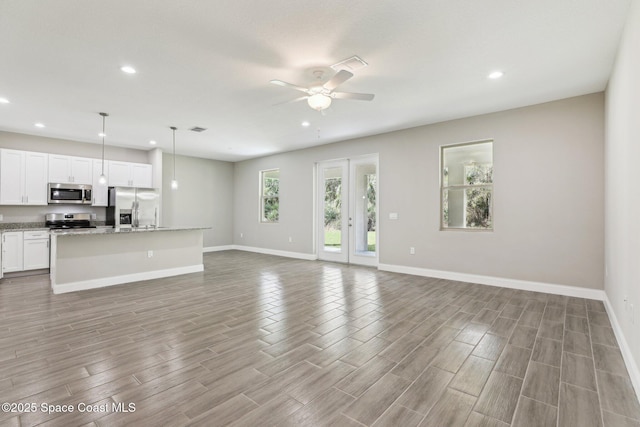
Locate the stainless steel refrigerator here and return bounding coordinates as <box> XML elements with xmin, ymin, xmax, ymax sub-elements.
<box><xmin>106</xmin><ymin>187</ymin><xmax>159</xmax><ymax>229</ymax></box>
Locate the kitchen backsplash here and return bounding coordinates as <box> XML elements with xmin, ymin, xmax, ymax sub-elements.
<box><xmin>0</xmin><ymin>205</ymin><xmax>106</xmax><ymax>224</ymax></box>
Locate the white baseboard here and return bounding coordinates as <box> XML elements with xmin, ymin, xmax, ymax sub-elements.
<box><xmin>231</xmin><ymin>245</ymin><xmax>317</xmax><ymax>261</ymax></box>
<box><xmin>203</xmin><ymin>245</ymin><xmax>234</xmax><ymax>253</ymax></box>
<box><xmin>377</xmin><ymin>263</ymin><xmax>606</xmax><ymax>301</ymax></box>
<box><xmin>52</xmin><ymin>264</ymin><xmax>204</xmax><ymax>294</ymax></box>
<box><xmin>603</xmin><ymin>294</ymin><xmax>640</xmax><ymax>403</ymax></box>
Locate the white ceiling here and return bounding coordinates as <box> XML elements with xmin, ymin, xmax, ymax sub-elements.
<box><xmin>0</xmin><ymin>0</ymin><xmax>631</xmax><ymax>162</ymax></box>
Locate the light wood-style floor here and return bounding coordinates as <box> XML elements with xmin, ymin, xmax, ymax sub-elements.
<box><xmin>1</xmin><ymin>250</ymin><xmax>639</xmax><ymax>426</ymax></box>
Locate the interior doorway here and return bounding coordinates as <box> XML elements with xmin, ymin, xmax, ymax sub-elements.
<box><xmin>317</xmin><ymin>154</ymin><xmax>378</xmax><ymax>266</ymax></box>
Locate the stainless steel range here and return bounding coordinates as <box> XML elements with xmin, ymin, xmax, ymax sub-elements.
<box><xmin>45</xmin><ymin>213</ymin><xmax>97</xmax><ymax>229</ymax></box>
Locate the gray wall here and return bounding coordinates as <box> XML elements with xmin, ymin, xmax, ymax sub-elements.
<box><xmin>161</xmin><ymin>153</ymin><xmax>234</xmax><ymax>248</ymax></box>
<box><xmin>605</xmin><ymin>0</ymin><xmax>640</xmax><ymax>387</ymax></box>
<box><xmin>0</xmin><ymin>131</ymin><xmax>149</xmax><ymax>162</ymax></box>
<box><xmin>234</xmin><ymin>93</ymin><xmax>604</xmax><ymax>290</ymax></box>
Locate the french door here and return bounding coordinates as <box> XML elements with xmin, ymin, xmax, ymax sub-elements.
<box><xmin>317</xmin><ymin>155</ymin><xmax>378</xmax><ymax>266</ymax></box>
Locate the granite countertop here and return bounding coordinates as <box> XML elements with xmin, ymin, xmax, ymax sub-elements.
<box><xmin>0</xmin><ymin>221</ymin><xmax>108</xmax><ymax>232</ymax></box>
<box><xmin>50</xmin><ymin>226</ymin><xmax>208</xmax><ymax>236</ymax></box>
<box><xmin>1</xmin><ymin>227</ymin><xmax>50</xmax><ymax>232</ymax></box>
<box><xmin>0</xmin><ymin>222</ymin><xmax>48</xmax><ymax>232</ymax></box>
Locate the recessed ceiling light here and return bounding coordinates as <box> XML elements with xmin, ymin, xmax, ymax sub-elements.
<box><xmin>301</xmin><ymin>121</ymin><xmax>310</xmax><ymax>127</ymax></box>
<box><xmin>121</xmin><ymin>65</ymin><xmax>137</xmax><ymax>74</ymax></box>
<box><xmin>0</xmin><ymin>97</ymin><xmax>9</xmax><ymax>104</ymax></box>
<box><xmin>488</xmin><ymin>71</ymin><xmax>504</xmax><ymax>79</ymax></box>
<box><xmin>98</xmin><ymin>132</ymin><xmax>106</xmax><ymax>137</ymax></box>
<box><xmin>149</xmin><ymin>140</ymin><xmax>157</xmax><ymax>145</ymax></box>
<box><xmin>35</xmin><ymin>123</ymin><xmax>45</xmax><ymax>128</ymax></box>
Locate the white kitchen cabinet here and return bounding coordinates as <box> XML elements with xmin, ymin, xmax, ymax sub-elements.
<box><xmin>108</xmin><ymin>161</ymin><xmax>153</xmax><ymax>188</ymax></box>
<box><xmin>107</xmin><ymin>161</ymin><xmax>130</xmax><ymax>187</ymax></box>
<box><xmin>48</xmin><ymin>154</ymin><xmax>93</xmax><ymax>184</ymax></box>
<box><xmin>92</xmin><ymin>159</ymin><xmax>109</xmax><ymax>206</ymax></box>
<box><xmin>23</xmin><ymin>231</ymin><xmax>50</xmax><ymax>270</ymax></box>
<box><xmin>2</xmin><ymin>232</ymin><xmax>24</xmax><ymax>273</ymax></box>
<box><xmin>131</xmin><ymin>163</ymin><xmax>153</xmax><ymax>188</ymax></box>
<box><xmin>0</xmin><ymin>149</ymin><xmax>49</xmax><ymax>205</ymax></box>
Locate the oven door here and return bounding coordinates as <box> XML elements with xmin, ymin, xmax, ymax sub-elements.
<box><xmin>48</xmin><ymin>183</ymin><xmax>92</xmax><ymax>204</ymax></box>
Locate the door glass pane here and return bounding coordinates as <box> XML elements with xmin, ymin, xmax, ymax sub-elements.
<box><xmin>367</xmin><ymin>172</ymin><xmax>376</xmax><ymax>253</ymax></box>
<box><xmin>323</xmin><ymin>167</ymin><xmax>342</xmax><ymax>252</ymax></box>
<box><xmin>354</xmin><ymin>163</ymin><xmax>376</xmax><ymax>255</ymax></box>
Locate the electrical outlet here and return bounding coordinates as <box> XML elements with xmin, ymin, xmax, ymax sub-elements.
<box><xmin>288</xmin><ymin>237</ymin><xmax>293</xmax><ymax>243</ymax></box>
<box><xmin>147</xmin><ymin>250</ymin><xmax>153</xmax><ymax>258</ymax></box>
<box><xmin>410</xmin><ymin>247</ymin><xmax>415</xmax><ymax>255</ymax></box>
<box><xmin>240</xmin><ymin>233</ymin><xmax>244</xmax><ymax>238</ymax></box>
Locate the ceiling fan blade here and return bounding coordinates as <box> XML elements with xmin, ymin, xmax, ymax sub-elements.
<box><xmin>272</xmin><ymin>96</ymin><xmax>308</xmax><ymax>106</ymax></box>
<box><xmin>270</xmin><ymin>80</ymin><xmax>310</xmax><ymax>93</ymax></box>
<box><xmin>323</xmin><ymin>70</ymin><xmax>353</xmax><ymax>91</ymax></box>
<box><xmin>332</xmin><ymin>92</ymin><xmax>375</xmax><ymax>101</ymax></box>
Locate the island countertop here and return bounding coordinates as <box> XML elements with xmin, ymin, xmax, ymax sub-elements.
<box><xmin>50</xmin><ymin>226</ymin><xmax>208</xmax><ymax>236</ymax></box>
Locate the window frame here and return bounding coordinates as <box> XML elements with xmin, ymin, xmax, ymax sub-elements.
<box><xmin>259</xmin><ymin>168</ymin><xmax>280</xmax><ymax>223</ymax></box>
<box><xmin>440</xmin><ymin>140</ymin><xmax>494</xmax><ymax>232</ymax></box>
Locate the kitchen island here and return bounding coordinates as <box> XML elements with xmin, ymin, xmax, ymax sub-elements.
<box><xmin>50</xmin><ymin>226</ymin><xmax>206</xmax><ymax>294</ymax></box>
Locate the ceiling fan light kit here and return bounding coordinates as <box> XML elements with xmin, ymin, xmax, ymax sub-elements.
<box><xmin>308</xmin><ymin>93</ymin><xmax>332</xmax><ymax>111</ymax></box>
<box><xmin>271</xmin><ymin>66</ymin><xmax>374</xmax><ymax>112</ymax></box>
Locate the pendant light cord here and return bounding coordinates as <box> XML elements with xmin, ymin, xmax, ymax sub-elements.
<box><xmin>171</xmin><ymin>126</ymin><xmax>177</xmax><ymax>182</ymax></box>
<box><xmin>101</xmin><ymin>115</ymin><xmax>105</xmax><ymax>174</ymax></box>
<box><xmin>99</xmin><ymin>112</ymin><xmax>108</xmax><ymax>175</ymax></box>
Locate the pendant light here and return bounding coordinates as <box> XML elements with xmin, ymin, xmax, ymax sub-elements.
<box><xmin>98</xmin><ymin>112</ymin><xmax>108</xmax><ymax>185</ymax></box>
<box><xmin>170</xmin><ymin>126</ymin><xmax>178</xmax><ymax>190</ymax></box>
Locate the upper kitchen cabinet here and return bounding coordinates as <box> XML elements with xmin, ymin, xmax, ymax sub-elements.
<box><xmin>0</xmin><ymin>149</ymin><xmax>49</xmax><ymax>205</ymax></box>
<box><xmin>108</xmin><ymin>161</ymin><xmax>153</xmax><ymax>188</ymax></box>
<box><xmin>92</xmin><ymin>159</ymin><xmax>109</xmax><ymax>206</ymax></box>
<box><xmin>48</xmin><ymin>154</ymin><xmax>93</xmax><ymax>184</ymax></box>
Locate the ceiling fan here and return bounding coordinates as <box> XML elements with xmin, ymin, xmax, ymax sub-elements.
<box><xmin>270</xmin><ymin>69</ymin><xmax>375</xmax><ymax>112</ymax></box>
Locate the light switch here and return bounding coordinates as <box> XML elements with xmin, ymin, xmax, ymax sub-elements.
<box><xmin>389</xmin><ymin>213</ymin><xmax>398</xmax><ymax>220</ymax></box>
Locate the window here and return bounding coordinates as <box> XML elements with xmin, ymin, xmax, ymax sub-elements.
<box><xmin>260</xmin><ymin>169</ymin><xmax>279</xmax><ymax>223</ymax></box>
<box><xmin>441</xmin><ymin>140</ymin><xmax>493</xmax><ymax>230</ymax></box>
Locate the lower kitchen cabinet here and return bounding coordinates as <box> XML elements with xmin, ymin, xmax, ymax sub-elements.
<box><xmin>23</xmin><ymin>231</ymin><xmax>50</xmax><ymax>270</ymax></box>
<box><xmin>2</xmin><ymin>232</ymin><xmax>24</xmax><ymax>273</ymax></box>
<box><xmin>1</xmin><ymin>230</ymin><xmax>50</xmax><ymax>273</ymax></box>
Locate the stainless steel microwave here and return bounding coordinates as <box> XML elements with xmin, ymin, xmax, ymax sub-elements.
<box><xmin>47</xmin><ymin>183</ymin><xmax>92</xmax><ymax>204</ymax></box>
